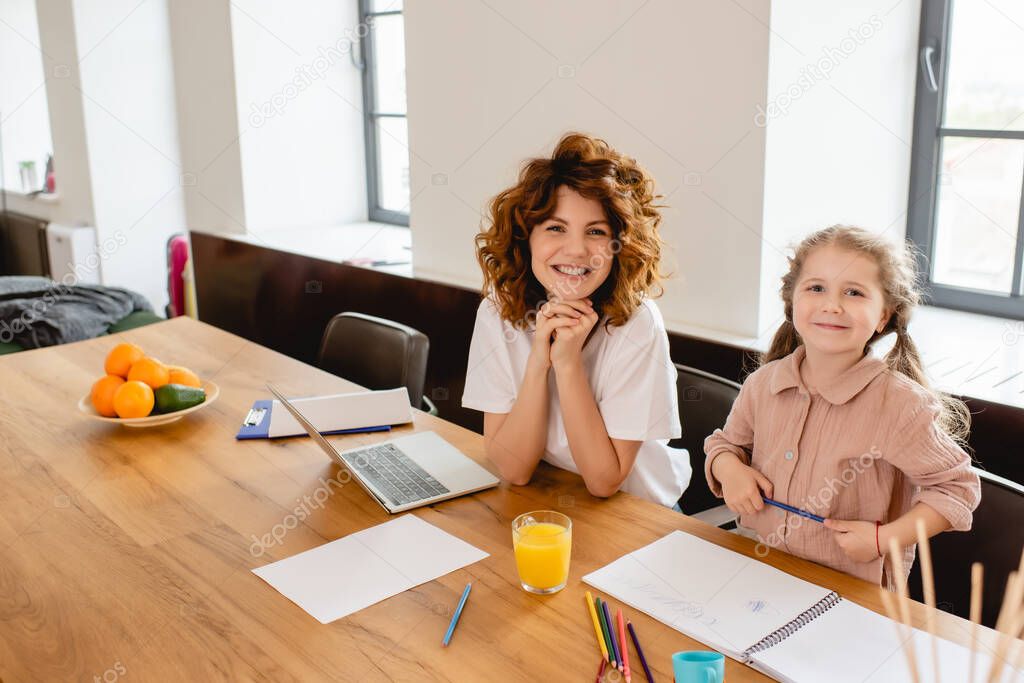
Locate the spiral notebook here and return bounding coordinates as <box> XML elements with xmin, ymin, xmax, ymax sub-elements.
<box><xmin>583</xmin><ymin>531</ymin><xmax>1011</xmax><ymax>682</ymax></box>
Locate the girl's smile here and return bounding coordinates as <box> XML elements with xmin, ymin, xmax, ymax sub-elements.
<box><xmin>551</xmin><ymin>264</ymin><xmax>593</xmax><ymax>277</ymax></box>
<box><xmin>810</xmin><ymin>321</ymin><xmax>850</xmax><ymax>331</ymax></box>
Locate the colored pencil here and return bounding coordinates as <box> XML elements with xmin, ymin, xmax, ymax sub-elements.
<box><xmin>627</xmin><ymin>620</ymin><xmax>655</xmax><ymax>683</ymax></box>
<box><xmin>987</xmin><ymin>569</ymin><xmax>1024</xmax><ymax>682</ymax></box>
<box><xmin>888</xmin><ymin>537</ymin><xmax>921</xmax><ymax>683</ymax></box>
<box><xmin>601</xmin><ymin>599</ymin><xmax>622</xmax><ymax>672</ymax></box>
<box><xmin>762</xmin><ymin>497</ymin><xmax>824</xmax><ymax>523</ymax></box>
<box><xmin>596</xmin><ymin>658</ymin><xmax>606</xmax><ymax>682</ymax></box>
<box><xmin>915</xmin><ymin>520</ymin><xmax>941</xmax><ymax>683</ymax></box>
<box><xmin>441</xmin><ymin>583</ymin><xmax>471</xmax><ymax>647</ymax></box>
<box><xmin>968</xmin><ymin>563</ymin><xmax>983</xmax><ymax>683</ymax></box>
<box><xmin>596</xmin><ymin>597</ymin><xmax>616</xmax><ymax>668</ymax></box>
<box><xmin>585</xmin><ymin>591</ymin><xmax>609</xmax><ymax>662</ymax></box>
<box><xmin>879</xmin><ymin>587</ymin><xmax>918</xmax><ymax>683</ymax></box>
<box><xmin>617</xmin><ymin>608</ymin><xmax>631</xmax><ymax>683</ymax></box>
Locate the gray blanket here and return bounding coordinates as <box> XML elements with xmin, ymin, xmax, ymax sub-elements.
<box><xmin>0</xmin><ymin>276</ymin><xmax>153</xmax><ymax>349</ymax></box>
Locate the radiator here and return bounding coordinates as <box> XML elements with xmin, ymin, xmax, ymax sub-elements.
<box><xmin>46</xmin><ymin>223</ymin><xmax>99</xmax><ymax>284</ymax></box>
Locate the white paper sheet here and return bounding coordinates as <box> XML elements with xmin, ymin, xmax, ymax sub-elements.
<box><xmin>252</xmin><ymin>514</ymin><xmax>488</xmax><ymax>623</ymax></box>
<box><xmin>268</xmin><ymin>388</ymin><xmax>413</xmax><ymax>437</ymax></box>
<box><xmin>582</xmin><ymin>530</ymin><xmax>834</xmax><ymax>659</ymax></box>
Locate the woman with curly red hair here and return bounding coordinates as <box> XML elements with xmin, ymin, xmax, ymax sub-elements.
<box><xmin>461</xmin><ymin>132</ymin><xmax>690</xmax><ymax>507</ymax></box>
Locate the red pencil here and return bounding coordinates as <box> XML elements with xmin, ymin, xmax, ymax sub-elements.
<box><xmin>617</xmin><ymin>609</ymin><xmax>631</xmax><ymax>682</ymax></box>
<box><xmin>596</xmin><ymin>657</ymin><xmax>606</xmax><ymax>682</ymax></box>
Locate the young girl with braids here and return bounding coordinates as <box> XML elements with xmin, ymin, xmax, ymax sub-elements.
<box><xmin>705</xmin><ymin>225</ymin><xmax>980</xmax><ymax>586</ymax></box>
<box><xmin>462</xmin><ymin>132</ymin><xmax>690</xmax><ymax>507</ymax></box>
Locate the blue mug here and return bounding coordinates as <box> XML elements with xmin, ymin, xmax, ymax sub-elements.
<box><xmin>673</xmin><ymin>651</ymin><xmax>725</xmax><ymax>683</ymax></box>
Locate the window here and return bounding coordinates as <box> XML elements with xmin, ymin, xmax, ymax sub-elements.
<box><xmin>359</xmin><ymin>0</ymin><xmax>409</xmax><ymax>226</ymax></box>
<box><xmin>0</xmin><ymin>0</ymin><xmax>55</xmax><ymax>196</ymax></box>
<box><xmin>907</xmin><ymin>0</ymin><xmax>1024</xmax><ymax>318</ymax></box>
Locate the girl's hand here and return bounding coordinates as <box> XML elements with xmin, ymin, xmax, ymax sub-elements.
<box><xmin>547</xmin><ymin>299</ymin><xmax>599</xmax><ymax>371</ymax></box>
<box><xmin>714</xmin><ymin>454</ymin><xmax>774</xmax><ymax>517</ymax></box>
<box><xmin>824</xmin><ymin>518</ymin><xmax>881</xmax><ymax>563</ymax></box>
<box><xmin>527</xmin><ymin>302</ymin><xmax>584</xmax><ymax>373</ymax></box>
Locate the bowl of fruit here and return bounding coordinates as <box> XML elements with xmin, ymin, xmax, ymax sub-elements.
<box><xmin>78</xmin><ymin>342</ymin><xmax>219</xmax><ymax>427</ymax></box>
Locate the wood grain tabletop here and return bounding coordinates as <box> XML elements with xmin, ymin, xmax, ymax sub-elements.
<box><xmin>0</xmin><ymin>317</ymin><xmax>1006</xmax><ymax>682</ymax></box>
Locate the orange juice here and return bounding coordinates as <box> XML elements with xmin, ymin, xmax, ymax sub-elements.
<box><xmin>512</xmin><ymin>515</ymin><xmax>572</xmax><ymax>594</ymax></box>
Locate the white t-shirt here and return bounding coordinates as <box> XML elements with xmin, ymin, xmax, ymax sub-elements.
<box><xmin>461</xmin><ymin>297</ymin><xmax>691</xmax><ymax>507</ymax></box>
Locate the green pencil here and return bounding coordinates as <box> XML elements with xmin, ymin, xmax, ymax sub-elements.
<box><xmin>595</xmin><ymin>597</ymin><xmax>617</xmax><ymax>668</ymax></box>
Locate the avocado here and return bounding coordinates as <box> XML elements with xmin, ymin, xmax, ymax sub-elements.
<box><xmin>154</xmin><ymin>383</ymin><xmax>206</xmax><ymax>413</ymax></box>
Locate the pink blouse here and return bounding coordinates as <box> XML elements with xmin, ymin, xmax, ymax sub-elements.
<box><xmin>704</xmin><ymin>346</ymin><xmax>980</xmax><ymax>586</ymax></box>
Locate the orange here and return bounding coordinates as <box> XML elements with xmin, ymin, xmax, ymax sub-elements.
<box><xmin>104</xmin><ymin>343</ymin><xmax>145</xmax><ymax>378</ymax></box>
<box><xmin>113</xmin><ymin>381</ymin><xmax>155</xmax><ymax>418</ymax></box>
<box><xmin>90</xmin><ymin>375</ymin><xmax>125</xmax><ymax>417</ymax></box>
<box><xmin>167</xmin><ymin>366</ymin><xmax>201</xmax><ymax>388</ymax></box>
<box><xmin>127</xmin><ymin>357</ymin><xmax>170</xmax><ymax>389</ymax></box>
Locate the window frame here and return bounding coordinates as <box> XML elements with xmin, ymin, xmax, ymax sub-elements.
<box><xmin>358</xmin><ymin>0</ymin><xmax>409</xmax><ymax>226</ymax></box>
<box><xmin>907</xmin><ymin>0</ymin><xmax>1024</xmax><ymax>319</ymax></box>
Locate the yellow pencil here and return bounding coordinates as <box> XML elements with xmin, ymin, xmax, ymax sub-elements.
<box><xmin>585</xmin><ymin>591</ymin><xmax>609</xmax><ymax>662</ymax></box>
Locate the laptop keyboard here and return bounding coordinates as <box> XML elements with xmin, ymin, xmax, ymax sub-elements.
<box><xmin>345</xmin><ymin>443</ymin><xmax>450</xmax><ymax>507</ymax></box>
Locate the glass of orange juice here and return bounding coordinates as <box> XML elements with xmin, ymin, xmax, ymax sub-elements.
<box><xmin>512</xmin><ymin>510</ymin><xmax>572</xmax><ymax>594</ymax></box>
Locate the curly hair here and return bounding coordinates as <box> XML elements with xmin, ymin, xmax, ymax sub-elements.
<box><xmin>475</xmin><ymin>132</ymin><xmax>666</xmax><ymax>328</ymax></box>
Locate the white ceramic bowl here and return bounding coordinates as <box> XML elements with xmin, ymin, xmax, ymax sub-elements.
<box><xmin>78</xmin><ymin>381</ymin><xmax>220</xmax><ymax>427</ymax></box>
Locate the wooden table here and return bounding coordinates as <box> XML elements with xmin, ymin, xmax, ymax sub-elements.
<box><xmin>0</xmin><ymin>317</ymin><xmax>1002</xmax><ymax>681</ymax></box>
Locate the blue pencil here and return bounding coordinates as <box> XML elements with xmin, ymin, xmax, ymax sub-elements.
<box><xmin>601</xmin><ymin>599</ymin><xmax>622</xmax><ymax>671</ymax></box>
<box><xmin>442</xmin><ymin>583</ymin><xmax>472</xmax><ymax>646</ymax></box>
<box><xmin>763</xmin><ymin>497</ymin><xmax>824</xmax><ymax>523</ymax></box>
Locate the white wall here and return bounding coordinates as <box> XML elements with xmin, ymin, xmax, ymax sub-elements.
<box><xmin>14</xmin><ymin>1</ymin><xmax>924</xmax><ymax>337</ymax></box>
<box><xmin>405</xmin><ymin>0</ymin><xmax>924</xmax><ymax>342</ymax></box>
<box><xmin>32</xmin><ymin>0</ymin><xmax>96</xmax><ymax>228</ymax></box>
<box><xmin>229</xmin><ymin>0</ymin><xmax>367</xmax><ymax>235</ymax></box>
<box><xmin>167</xmin><ymin>0</ymin><xmax>247</xmax><ymax>235</ymax></box>
<box><xmin>404</xmin><ymin>0</ymin><xmax>772</xmax><ymax>338</ymax></box>
<box><xmin>18</xmin><ymin>0</ymin><xmax>370</xmax><ymax>314</ymax></box>
<box><xmin>72</xmin><ymin>0</ymin><xmax>187</xmax><ymax>312</ymax></box>
<box><xmin>758</xmin><ymin>0</ymin><xmax>922</xmax><ymax>340</ymax></box>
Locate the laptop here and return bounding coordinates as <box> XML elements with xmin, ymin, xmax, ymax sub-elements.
<box><xmin>266</xmin><ymin>383</ymin><xmax>499</xmax><ymax>513</ymax></box>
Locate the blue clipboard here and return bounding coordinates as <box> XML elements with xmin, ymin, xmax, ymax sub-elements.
<box><xmin>235</xmin><ymin>399</ymin><xmax>392</xmax><ymax>440</ymax></box>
